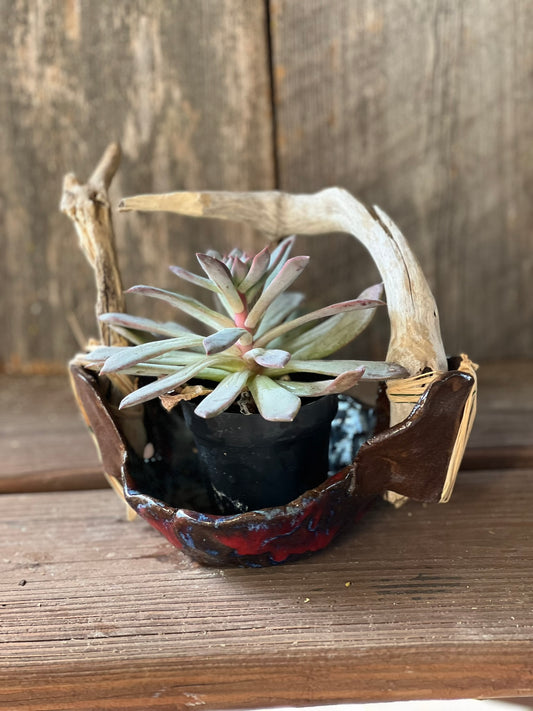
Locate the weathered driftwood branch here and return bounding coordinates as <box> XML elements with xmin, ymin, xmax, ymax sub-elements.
<box><xmin>119</xmin><ymin>188</ymin><xmax>448</xmax><ymax>427</ymax></box>
<box><xmin>61</xmin><ymin>143</ymin><xmax>126</xmax><ymax>348</ymax></box>
<box><xmin>61</xmin><ymin>144</ymin><xmax>145</xmax><ymax>513</ymax></box>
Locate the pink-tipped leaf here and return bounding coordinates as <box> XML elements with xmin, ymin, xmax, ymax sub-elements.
<box><xmin>282</xmin><ymin>284</ymin><xmax>385</xmax><ymax>358</ymax></box>
<box><xmin>245</xmin><ymin>256</ymin><xmax>309</xmax><ymax>329</ymax></box>
<box><xmin>230</xmin><ymin>256</ymin><xmax>248</xmax><ymax>284</ymax></box>
<box><xmin>267</xmin><ymin>236</ymin><xmax>295</xmax><ymax>272</ymax></box>
<box><xmin>254</xmin><ymin>293</ymin><xmax>384</xmax><ymax>348</ymax></box>
<box><xmin>278</xmin><ymin>368</ymin><xmax>365</xmax><ymax>397</ymax></box>
<box><xmin>236</xmin><ymin>246</ymin><xmax>270</xmax><ymax>292</ymax></box>
<box><xmin>245</xmin><ymin>237</ymin><xmax>296</xmax><ymax>304</ymax></box>
<box><xmin>126</xmin><ymin>285</ymin><xmax>234</xmax><ymax>331</ymax></box>
<box><xmin>196</xmin><ymin>253</ymin><xmax>244</xmax><ymax>314</ymax></box>
<box><xmin>270</xmin><ymin>359</ymin><xmax>408</xmax><ymax>380</ymax></box>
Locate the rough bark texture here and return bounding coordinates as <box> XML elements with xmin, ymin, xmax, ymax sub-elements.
<box><xmin>1</xmin><ymin>0</ymin><xmax>532</xmax><ymax>369</ymax></box>
<box><xmin>60</xmin><ymin>143</ymin><xmax>125</xmax><ymax>347</ymax></box>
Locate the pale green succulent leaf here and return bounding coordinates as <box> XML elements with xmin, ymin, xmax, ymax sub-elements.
<box><xmin>267</xmin><ymin>235</ymin><xmax>295</xmax><ymax>273</ymax></box>
<box><xmin>278</xmin><ymin>368</ymin><xmax>365</xmax><ymax>397</ymax></box>
<box><xmin>230</xmin><ymin>256</ymin><xmax>248</xmax><ymax>284</ymax></box>
<box><xmin>288</xmin><ymin>311</ymin><xmax>375</xmax><ymax>359</ymax></box>
<box><xmin>242</xmin><ymin>347</ymin><xmax>290</xmax><ymax>369</ymax></box>
<box><xmin>150</xmin><ymin>353</ymin><xmax>244</xmax><ymax>375</ymax></box>
<box><xmin>106</xmin><ymin>327</ymin><xmax>149</xmax><ymax>345</ymax></box>
<box><xmin>245</xmin><ymin>256</ymin><xmax>309</xmax><ymax>329</ymax></box>
<box><xmin>203</xmin><ymin>328</ymin><xmax>247</xmax><ymax>355</ymax></box>
<box><xmin>119</xmin><ymin>355</ymin><xmax>229</xmax><ymax>409</ymax></box>
<box><xmin>270</xmin><ymin>359</ymin><xmax>408</xmax><ymax>380</ymax></box>
<box><xmin>283</xmin><ymin>284</ymin><xmax>385</xmax><ymax>358</ymax></box>
<box><xmin>255</xmin><ymin>294</ymin><xmax>384</xmax><ymax>348</ymax></box>
<box><xmin>112</xmin><ymin>362</ymin><xmax>233</xmax><ymax>382</ymax></box>
<box><xmin>194</xmin><ymin>370</ymin><xmax>251</xmax><ymax>418</ymax></box>
<box><xmin>100</xmin><ymin>335</ymin><xmax>205</xmax><ymax>374</ymax></box>
<box><xmin>99</xmin><ymin>312</ymin><xmax>190</xmax><ymax>338</ymax></box>
<box><xmin>196</xmin><ymin>253</ymin><xmax>244</xmax><ymax>314</ymax></box>
<box><xmin>248</xmin><ymin>374</ymin><xmax>301</xmax><ymax>422</ymax></box>
<box><xmin>82</xmin><ymin>346</ymin><xmax>124</xmax><ymax>365</ymax></box>
<box><xmin>245</xmin><ymin>237</ymin><xmax>296</xmax><ymax>304</ymax></box>
<box><xmin>126</xmin><ymin>285</ymin><xmax>234</xmax><ymax>331</ymax></box>
<box><xmin>169</xmin><ymin>265</ymin><xmax>218</xmax><ymax>293</ymax></box>
<box><xmin>242</xmin><ymin>347</ymin><xmax>265</xmax><ymax>365</ymax></box>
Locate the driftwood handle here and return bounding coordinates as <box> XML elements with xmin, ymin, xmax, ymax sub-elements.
<box><xmin>62</xmin><ymin>144</ymin><xmax>146</xmax><ymax>505</ymax></box>
<box><xmin>119</xmin><ymin>188</ymin><xmax>448</xmax><ymax>426</ymax></box>
<box><xmin>61</xmin><ymin>143</ymin><xmax>125</xmax><ymax>347</ymax></box>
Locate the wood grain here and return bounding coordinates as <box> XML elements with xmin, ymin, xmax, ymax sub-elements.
<box><xmin>269</xmin><ymin>0</ymin><xmax>533</xmax><ymax>361</ymax></box>
<box><xmin>0</xmin><ymin>374</ymin><xmax>104</xmax><ymax>493</ymax></box>
<box><xmin>0</xmin><ymin>0</ymin><xmax>274</xmax><ymax>370</ymax></box>
<box><xmin>1</xmin><ymin>466</ymin><xmax>532</xmax><ymax>709</ymax></box>
<box><xmin>2</xmin><ymin>0</ymin><xmax>532</xmax><ymax>371</ymax></box>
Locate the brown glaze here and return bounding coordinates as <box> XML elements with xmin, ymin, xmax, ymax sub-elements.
<box><xmin>355</xmin><ymin>371</ymin><xmax>475</xmax><ymax>502</ymax></box>
<box><xmin>69</xmin><ymin>368</ymin><xmax>125</xmax><ymax>477</ymax></box>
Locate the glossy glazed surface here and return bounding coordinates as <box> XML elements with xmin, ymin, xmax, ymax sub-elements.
<box><xmin>70</xmin><ymin>361</ymin><xmax>474</xmax><ymax>566</ymax></box>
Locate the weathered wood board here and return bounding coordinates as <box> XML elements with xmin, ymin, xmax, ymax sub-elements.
<box><xmin>0</xmin><ymin>0</ymin><xmax>274</xmax><ymax>369</ymax></box>
<box><xmin>1</xmin><ymin>468</ymin><xmax>532</xmax><ymax>709</ymax></box>
<box><xmin>269</xmin><ymin>0</ymin><xmax>533</xmax><ymax>360</ymax></box>
<box><xmin>0</xmin><ymin>374</ymin><xmax>104</xmax><ymax>493</ymax></box>
<box><xmin>1</xmin><ymin>0</ymin><xmax>532</xmax><ymax>370</ymax></box>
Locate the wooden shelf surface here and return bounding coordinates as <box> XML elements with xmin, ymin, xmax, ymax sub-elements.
<box><xmin>0</xmin><ymin>360</ymin><xmax>532</xmax><ymax>709</ymax></box>
<box><xmin>0</xmin><ymin>374</ymin><xmax>105</xmax><ymax>493</ymax></box>
<box><xmin>1</xmin><ymin>468</ymin><xmax>532</xmax><ymax>709</ymax></box>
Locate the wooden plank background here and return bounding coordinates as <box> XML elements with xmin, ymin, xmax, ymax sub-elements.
<box><xmin>1</xmin><ymin>0</ymin><xmax>532</xmax><ymax>371</ymax></box>
<box><xmin>0</xmin><ymin>0</ymin><xmax>274</xmax><ymax>370</ymax></box>
<box><xmin>269</xmin><ymin>0</ymin><xmax>533</xmax><ymax>360</ymax></box>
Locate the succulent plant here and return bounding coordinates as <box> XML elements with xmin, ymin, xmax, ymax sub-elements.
<box><xmin>82</xmin><ymin>237</ymin><xmax>407</xmax><ymax>421</ymax></box>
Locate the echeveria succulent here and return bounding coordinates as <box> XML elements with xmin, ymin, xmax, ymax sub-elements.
<box><xmin>84</xmin><ymin>237</ymin><xmax>407</xmax><ymax>421</ymax></box>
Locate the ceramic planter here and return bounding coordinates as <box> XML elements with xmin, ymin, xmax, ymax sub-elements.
<box><xmin>69</xmin><ymin>354</ymin><xmax>476</xmax><ymax>567</ymax></box>
<box><xmin>62</xmin><ymin>146</ymin><xmax>478</xmax><ymax>567</ymax></box>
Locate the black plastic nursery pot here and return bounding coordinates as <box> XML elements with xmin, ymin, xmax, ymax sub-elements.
<box><xmin>180</xmin><ymin>396</ymin><xmax>338</xmax><ymax>515</ymax></box>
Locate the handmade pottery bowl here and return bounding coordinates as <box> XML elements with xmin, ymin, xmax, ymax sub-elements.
<box><xmin>70</xmin><ymin>355</ymin><xmax>475</xmax><ymax>567</ymax></box>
